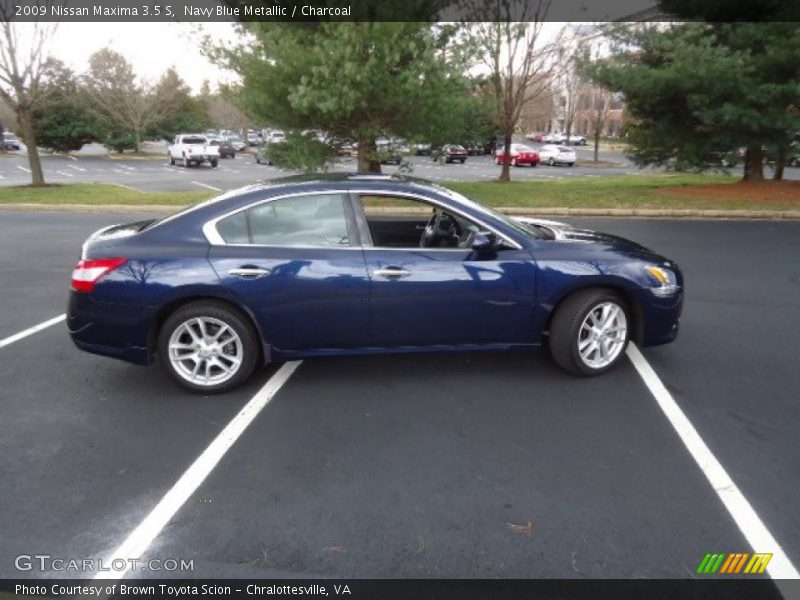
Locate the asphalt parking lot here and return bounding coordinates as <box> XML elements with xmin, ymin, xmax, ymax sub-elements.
<box><xmin>0</xmin><ymin>209</ymin><xmax>798</xmax><ymax>587</ymax></box>
<box><xmin>2</xmin><ymin>149</ymin><xmax>795</xmax><ymax>193</ymax></box>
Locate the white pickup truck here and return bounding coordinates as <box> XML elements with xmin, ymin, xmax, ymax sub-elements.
<box><xmin>168</xmin><ymin>134</ymin><xmax>219</xmax><ymax>168</ymax></box>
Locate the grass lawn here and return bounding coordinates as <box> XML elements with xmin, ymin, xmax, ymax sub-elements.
<box><xmin>0</xmin><ymin>174</ymin><xmax>798</xmax><ymax>212</ymax></box>
<box><xmin>448</xmin><ymin>173</ymin><xmax>800</xmax><ymax>211</ymax></box>
<box><xmin>0</xmin><ymin>183</ymin><xmax>210</xmax><ymax>206</ymax></box>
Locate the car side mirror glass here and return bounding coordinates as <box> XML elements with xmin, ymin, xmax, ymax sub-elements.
<box><xmin>471</xmin><ymin>231</ymin><xmax>498</xmax><ymax>253</ymax></box>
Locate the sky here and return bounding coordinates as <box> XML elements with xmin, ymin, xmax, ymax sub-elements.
<box><xmin>44</xmin><ymin>22</ymin><xmax>241</xmax><ymax>92</ymax></box>
<box><xmin>35</xmin><ymin>20</ymin><xmax>596</xmax><ymax>94</ymax></box>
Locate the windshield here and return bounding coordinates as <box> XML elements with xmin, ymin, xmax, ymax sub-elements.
<box><xmin>431</xmin><ymin>185</ymin><xmax>546</xmax><ymax>241</ymax></box>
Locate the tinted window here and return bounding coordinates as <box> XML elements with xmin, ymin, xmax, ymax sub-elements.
<box><xmin>216</xmin><ymin>210</ymin><xmax>248</xmax><ymax>244</ymax></box>
<box><xmin>183</xmin><ymin>136</ymin><xmax>206</xmax><ymax>144</ymax></box>
<box><xmin>361</xmin><ymin>195</ymin><xmax>481</xmax><ymax>249</ymax></box>
<box><xmin>216</xmin><ymin>194</ymin><xmax>350</xmax><ymax>247</ymax></box>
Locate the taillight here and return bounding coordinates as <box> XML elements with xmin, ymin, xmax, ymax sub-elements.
<box><xmin>71</xmin><ymin>258</ymin><xmax>126</xmax><ymax>293</ymax></box>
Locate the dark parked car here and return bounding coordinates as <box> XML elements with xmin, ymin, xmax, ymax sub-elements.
<box><xmin>208</xmin><ymin>138</ymin><xmax>236</xmax><ymax>158</ymax></box>
<box><xmin>67</xmin><ymin>174</ymin><xmax>683</xmax><ymax>393</ymax></box>
<box><xmin>433</xmin><ymin>144</ymin><xmax>468</xmax><ymax>164</ymax></box>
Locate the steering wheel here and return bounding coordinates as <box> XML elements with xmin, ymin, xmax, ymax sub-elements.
<box><xmin>420</xmin><ymin>211</ymin><xmax>460</xmax><ymax>247</ymax></box>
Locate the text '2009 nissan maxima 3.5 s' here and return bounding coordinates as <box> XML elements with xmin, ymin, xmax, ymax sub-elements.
<box><xmin>67</xmin><ymin>173</ymin><xmax>683</xmax><ymax>393</ymax></box>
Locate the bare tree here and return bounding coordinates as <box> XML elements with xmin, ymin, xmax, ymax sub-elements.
<box><xmin>587</xmin><ymin>86</ymin><xmax>613</xmax><ymax>162</ymax></box>
<box><xmin>0</xmin><ymin>10</ymin><xmax>57</xmax><ymax>185</ymax></box>
<box><xmin>559</xmin><ymin>52</ymin><xmax>587</xmax><ymax>141</ymax></box>
<box><xmin>83</xmin><ymin>48</ymin><xmax>182</xmax><ymax>153</ymax></box>
<box><xmin>467</xmin><ymin>0</ymin><xmax>565</xmax><ymax>181</ymax></box>
<box><xmin>206</xmin><ymin>91</ymin><xmax>249</xmax><ymax>134</ymax></box>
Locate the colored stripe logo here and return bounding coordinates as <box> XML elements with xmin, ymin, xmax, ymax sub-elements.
<box><xmin>696</xmin><ymin>552</ymin><xmax>772</xmax><ymax>574</ymax></box>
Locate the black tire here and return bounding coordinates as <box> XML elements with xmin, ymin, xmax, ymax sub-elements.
<box><xmin>548</xmin><ymin>157</ymin><xmax>555</xmax><ymax>166</ymax></box>
<box><xmin>158</xmin><ymin>300</ymin><xmax>259</xmax><ymax>394</ymax></box>
<box><xmin>532</xmin><ymin>161</ymin><xmax>538</xmax><ymax>168</ymax></box>
<box><xmin>568</xmin><ymin>162</ymin><xmax>574</xmax><ymax>168</ymax></box>
<box><xmin>210</xmin><ymin>160</ymin><xmax>218</xmax><ymax>168</ymax></box>
<box><xmin>182</xmin><ymin>154</ymin><xmax>190</xmax><ymax>168</ymax></box>
<box><xmin>549</xmin><ymin>288</ymin><xmax>630</xmax><ymax>377</ymax></box>
<box><xmin>256</xmin><ymin>156</ymin><xmax>261</xmax><ymax>164</ymax></box>
<box><xmin>169</xmin><ymin>153</ymin><xmax>175</xmax><ymax>166</ymax></box>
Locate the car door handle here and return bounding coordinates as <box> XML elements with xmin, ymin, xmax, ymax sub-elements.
<box><xmin>373</xmin><ymin>267</ymin><xmax>412</xmax><ymax>278</ymax></box>
<box><xmin>228</xmin><ymin>267</ymin><xmax>270</xmax><ymax>279</ymax></box>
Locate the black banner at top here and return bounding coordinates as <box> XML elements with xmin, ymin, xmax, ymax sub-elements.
<box><xmin>2</xmin><ymin>0</ymin><xmax>669</xmax><ymax>23</ymax></box>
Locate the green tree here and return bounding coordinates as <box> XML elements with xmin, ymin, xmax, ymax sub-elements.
<box><xmin>33</xmin><ymin>60</ymin><xmax>100</xmax><ymax>153</ymax></box>
<box><xmin>587</xmin><ymin>21</ymin><xmax>800</xmax><ymax>181</ymax></box>
<box><xmin>146</xmin><ymin>68</ymin><xmax>211</xmax><ymax>142</ymax></box>
<box><xmin>207</xmin><ymin>21</ymin><xmax>475</xmax><ymax>172</ymax></box>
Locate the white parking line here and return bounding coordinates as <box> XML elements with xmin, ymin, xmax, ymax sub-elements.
<box><xmin>17</xmin><ymin>165</ymin><xmax>30</xmax><ymax>173</ymax></box>
<box><xmin>94</xmin><ymin>360</ymin><xmax>302</xmax><ymax>580</ymax></box>
<box><xmin>0</xmin><ymin>314</ymin><xmax>66</xmax><ymax>349</ymax></box>
<box><xmin>67</xmin><ymin>155</ymin><xmax>78</xmax><ymax>161</ymax></box>
<box><xmin>627</xmin><ymin>344</ymin><xmax>799</xmax><ymax>580</ymax></box>
<box><xmin>68</xmin><ymin>164</ymin><xmax>87</xmax><ymax>172</ymax></box>
<box><xmin>191</xmin><ymin>181</ymin><xmax>222</xmax><ymax>191</ymax></box>
<box><xmin>56</xmin><ymin>170</ymin><xmax>75</xmax><ymax>178</ymax></box>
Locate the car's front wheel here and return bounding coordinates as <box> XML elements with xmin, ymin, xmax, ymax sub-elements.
<box><xmin>158</xmin><ymin>301</ymin><xmax>259</xmax><ymax>393</ymax></box>
<box><xmin>549</xmin><ymin>289</ymin><xmax>629</xmax><ymax>376</ymax></box>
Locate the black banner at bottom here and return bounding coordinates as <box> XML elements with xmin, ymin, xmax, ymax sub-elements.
<box><xmin>2</xmin><ymin>579</ymin><xmax>797</xmax><ymax>600</ymax></box>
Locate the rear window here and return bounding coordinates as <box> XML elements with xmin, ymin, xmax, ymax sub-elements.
<box><xmin>215</xmin><ymin>194</ymin><xmax>351</xmax><ymax>247</ymax></box>
<box><xmin>183</xmin><ymin>136</ymin><xmax>206</xmax><ymax>144</ymax></box>
<box><xmin>558</xmin><ymin>146</ymin><xmax>571</xmax><ymax>152</ymax></box>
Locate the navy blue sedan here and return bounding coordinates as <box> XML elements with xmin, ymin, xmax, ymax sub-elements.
<box><xmin>68</xmin><ymin>174</ymin><xmax>682</xmax><ymax>393</ymax></box>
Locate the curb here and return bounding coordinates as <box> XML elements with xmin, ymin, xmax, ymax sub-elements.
<box><xmin>0</xmin><ymin>203</ymin><xmax>799</xmax><ymax>220</ymax></box>
<box><xmin>0</xmin><ymin>203</ymin><xmax>179</xmax><ymax>213</ymax></box>
<box><xmin>499</xmin><ymin>207</ymin><xmax>800</xmax><ymax>220</ymax></box>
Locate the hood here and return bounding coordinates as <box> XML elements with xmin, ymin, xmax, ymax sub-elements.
<box><xmin>512</xmin><ymin>216</ymin><xmax>660</xmax><ymax>258</ymax></box>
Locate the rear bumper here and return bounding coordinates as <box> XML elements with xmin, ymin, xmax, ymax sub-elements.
<box><xmin>67</xmin><ymin>291</ymin><xmax>153</xmax><ymax>365</ymax></box>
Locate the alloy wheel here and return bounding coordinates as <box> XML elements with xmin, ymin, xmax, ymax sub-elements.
<box><xmin>577</xmin><ymin>302</ymin><xmax>627</xmax><ymax>369</ymax></box>
<box><xmin>168</xmin><ymin>317</ymin><xmax>243</xmax><ymax>387</ymax></box>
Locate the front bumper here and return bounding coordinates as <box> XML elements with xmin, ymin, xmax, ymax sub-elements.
<box><xmin>633</xmin><ymin>287</ymin><xmax>683</xmax><ymax>347</ymax></box>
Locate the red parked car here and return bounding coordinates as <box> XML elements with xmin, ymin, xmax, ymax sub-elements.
<box><xmin>495</xmin><ymin>143</ymin><xmax>540</xmax><ymax>167</ymax></box>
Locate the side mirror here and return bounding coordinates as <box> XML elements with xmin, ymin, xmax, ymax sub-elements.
<box><xmin>471</xmin><ymin>231</ymin><xmax>498</xmax><ymax>253</ymax></box>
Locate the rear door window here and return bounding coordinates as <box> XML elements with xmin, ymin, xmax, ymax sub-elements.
<box><xmin>215</xmin><ymin>193</ymin><xmax>351</xmax><ymax>247</ymax></box>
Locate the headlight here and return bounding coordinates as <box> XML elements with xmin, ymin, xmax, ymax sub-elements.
<box><xmin>645</xmin><ymin>266</ymin><xmax>679</xmax><ymax>297</ymax></box>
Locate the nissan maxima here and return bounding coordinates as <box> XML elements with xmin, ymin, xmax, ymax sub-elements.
<box><xmin>67</xmin><ymin>174</ymin><xmax>683</xmax><ymax>393</ymax></box>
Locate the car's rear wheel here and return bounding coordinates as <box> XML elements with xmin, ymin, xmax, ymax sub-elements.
<box><xmin>158</xmin><ymin>301</ymin><xmax>258</xmax><ymax>394</ymax></box>
<box><xmin>182</xmin><ymin>154</ymin><xmax>190</xmax><ymax>168</ymax></box>
<box><xmin>210</xmin><ymin>159</ymin><xmax>218</xmax><ymax>168</ymax></box>
<box><xmin>168</xmin><ymin>153</ymin><xmax>175</xmax><ymax>165</ymax></box>
<box><xmin>549</xmin><ymin>289</ymin><xmax>629</xmax><ymax>376</ymax></box>
<box><xmin>548</xmin><ymin>157</ymin><xmax>555</xmax><ymax>166</ymax></box>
